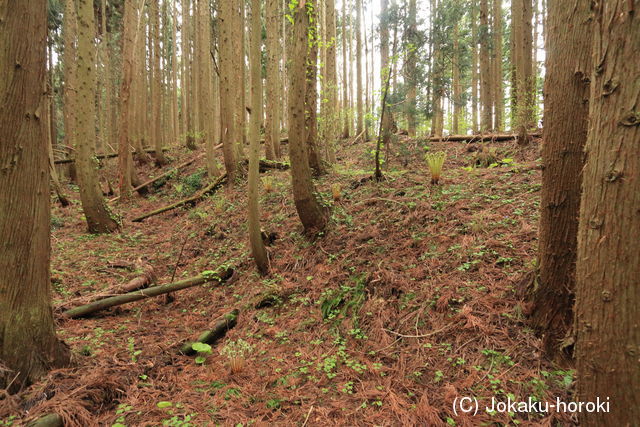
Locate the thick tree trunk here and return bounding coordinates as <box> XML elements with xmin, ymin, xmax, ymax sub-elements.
<box><xmin>248</xmin><ymin>0</ymin><xmax>269</xmax><ymax>274</ymax></box>
<box><xmin>219</xmin><ymin>0</ymin><xmax>239</xmax><ymax>181</ymax></box>
<box><xmin>117</xmin><ymin>0</ymin><xmax>137</xmax><ymax>200</ymax></box>
<box><xmin>288</xmin><ymin>1</ymin><xmax>328</xmax><ymax>233</ymax></box>
<box><xmin>512</xmin><ymin>0</ymin><xmax>534</xmax><ymax>135</ymax></box>
<box><xmin>530</xmin><ymin>0</ymin><xmax>592</xmax><ymax>360</ymax></box>
<box><xmin>265</xmin><ymin>0</ymin><xmax>281</xmax><ymax>160</ymax></box>
<box><xmin>0</xmin><ymin>0</ymin><xmax>70</xmax><ymax>391</ymax></box>
<box><xmin>76</xmin><ymin>0</ymin><xmax>119</xmax><ymax>233</ymax></box>
<box><xmin>575</xmin><ymin>2</ymin><xmax>640</xmax><ymax>425</ymax></box>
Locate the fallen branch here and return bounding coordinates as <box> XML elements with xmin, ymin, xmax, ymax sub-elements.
<box><xmin>61</xmin><ymin>268</ymin><xmax>233</xmax><ymax>318</ymax></box>
<box><xmin>428</xmin><ymin>132</ymin><xmax>541</xmax><ymax>143</ymax></box>
<box><xmin>109</xmin><ymin>152</ymin><xmax>209</xmax><ymax>202</ymax></box>
<box><xmin>179</xmin><ymin>309</ymin><xmax>239</xmax><ymax>355</ymax></box>
<box><xmin>131</xmin><ymin>173</ymin><xmax>227</xmax><ymax>222</ymax></box>
<box><xmin>53</xmin><ymin>147</ymin><xmax>169</xmax><ymax>164</ymax></box>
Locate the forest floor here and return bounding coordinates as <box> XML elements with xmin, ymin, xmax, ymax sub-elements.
<box><xmin>2</xmin><ymin>136</ymin><xmax>577</xmax><ymax>426</ymax></box>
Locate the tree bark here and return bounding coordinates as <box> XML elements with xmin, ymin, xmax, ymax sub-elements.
<box><xmin>248</xmin><ymin>0</ymin><xmax>269</xmax><ymax>274</ymax></box>
<box><xmin>219</xmin><ymin>0</ymin><xmax>239</xmax><ymax>181</ymax></box>
<box><xmin>288</xmin><ymin>1</ymin><xmax>328</xmax><ymax>234</ymax></box>
<box><xmin>76</xmin><ymin>0</ymin><xmax>119</xmax><ymax>233</ymax></box>
<box><xmin>491</xmin><ymin>0</ymin><xmax>503</xmax><ymax>131</ymax></box>
<box><xmin>405</xmin><ymin>0</ymin><xmax>417</xmax><ymax>137</ymax></box>
<box><xmin>151</xmin><ymin>0</ymin><xmax>166</xmax><ymax>165</ymax></box>
<box><xmin>341</xmin><ymin>0</ymin><xmax>350</xmax><ymax>138</ymax></box>
<box><xmin>575</xmin><ymin>2</ymin><xmax>640</xmax><ymax>425</ymax></box>
<box><xmin>305</xmin><ymin>0</ymin><xmax>325</xmax><ymax>176</ymax></box>
<box><xmin>471</xmin><ymin>0</ymin><xmax>479</xmax><ymax>133</ymax></box>
<box><xmin>355</xmin><ymin>0</ymin><xmax>363</xmax><ymax>137</ymax></box>
<box><xmin>324</xmin><ymin>0</ymin><xmax>338</xmax><ymax>162</ymax></box>
<box><xmin>479</xmin><ymin>0</ymin><xmax>492</xmax><ymax>131</ymax></box>
<box><xmin>530</xmin><ymin>0</ymin><xmax>592</xmax><ymax>361</ymax></box>
<box><xmin>0</xmin><ymin>0</ymin><xmax>70</xmax><ymax>391</ymax></box>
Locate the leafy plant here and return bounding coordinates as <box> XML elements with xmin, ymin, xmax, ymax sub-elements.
<box><xmin>191</xmin><ymin>342</ymin><xmax>212</xmax><ymax>365</ymax></box>
<box><xmin>425</xmin><ymin>152</ymin><xmax>446</xmax><ymax>184</ymax></box>
<box><xmin>331</xmin><ymin>183</ymin><xmax>342</xmax><ymax>201</ymax></box>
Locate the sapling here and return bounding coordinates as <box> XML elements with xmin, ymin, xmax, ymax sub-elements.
<box><xmin>425</xmin><ymin>152</ymin><xmax>446</xmax><ymax>184</ymax></box>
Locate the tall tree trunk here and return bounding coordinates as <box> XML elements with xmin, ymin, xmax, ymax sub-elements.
<box><xmin>288</xmin><ymin>1</ymin><xmax>328</xmax><ymax>233</ymax></box>
<box><xmin>451</xmin><ymin>18</ymin><xmax>461</xmax><ymax>135</ymax></box>
<box><xmin>471</xmin><ymin>0</ymin><xmax>479</xmax><ymax>133</ymax></box>
<box><xmin>0</xmin><ymin>1</ymin><xmax>70</xmax><ymax>391</ymax></box>
<box><xmin>171</xmin><ymin>0</ymin><xmax>180</xmax><ymax>147</ymax></box>
<box><xmin>76</xmin><ymin>0</ymin><xmax>119</xmax><ymax>233</ymax></box>
<box><xmin>530</xmin><ymin>0</ymin><xmax>592</xmax><ymax>361</ymax></box>
<box><xmin>305</xmin><ymin>0</ymin><xmax>325</xmax><ymax>175</ymax></box>
<box><xmin>248</xmin><ymin>0</ymin><xmax>269</xmax><ymax>274</ymax></box>
<box><xmin>63</xmin><ymin>0</ymin><xmax>78</xmax><ymax>182</ymax></box>
<box><xmin>196</xmin><ymin>0</ymin><xmax>220</xmax><ymax>177</ymax></box>
<box><xmin>325</xmin><ymin>0</ymin><xmax>338</xmax><ymax>162</ymax></box>
<box><xmin>219</xmin><ymin>0</ymin><xmax>239</xmax><ymax>180</ymax></box>
<box><xmin>405</xmin><ymin>0</ymin><xmax>417</xmax><ymax>137</ymax></box>
<box><xmin>479</xmin><ymin>0</ymin><xmax>492</xmax><ymax>131</ymax></box>
<box><xmin>265</xmin><ymin>0</ymin><xmax>280</xmax><ymax>160</ymax></box>
<box><xmin>117</xmin><ymin>0</ymin><xmax>138</xmax><ymax>199</ymax></box>
<box><xmin>341</xmin><ymin>0</ymin><xmax>350</xmax><ymax>138</ymax></box>
<box><xmin>512</xmin><ymin>0</ymin><xmax>534</xmax><ymax>140</ymax></box>
<box><xmin>575</xmin><ymin>2</ymin><xmax>640</xmax><ymax>425</ymax></box>
<box><xmin>492</xmin><ymin>0</ymin><xmax>503</xmax><ymax>131</ymax></box>
<box><xmin>355</xmin><ymin>0</ymin><xmax>363</xmax><ymax>137</ymax></box>
<box><xmin>101</xmin><ymin>0</ymin><xmax>113</xmax><ymax>153</ymax></box>
<box><xmin>151</xmin><ymin>0</ymin><xmax>166</xmax><ymax>165</ymax></box>
<box><xmin>182</xmin><ymin>0</ymin><xmax>193</xmax><ymax>148</ymax></box>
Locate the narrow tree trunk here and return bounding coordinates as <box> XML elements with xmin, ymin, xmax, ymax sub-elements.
<box><xmin>341</xmin><ymin>0</ymin><xmax>350</xmax><ymax>138</ymax></box>
<box><xmin>479</xmin><ymin>0</ymin><xmax>492</xmax><ymax>131</ymax></box>
<box><xmin>305</xmin><ymin>0</ymin><xmax>325</xmax><ymax>175</ymax></box>
<box><xmin>325</xmin><ymin>0</ymin><xmax>338</xmax><ymax>162</ymax></box>
<box><xmin>248</xmin><ymin>0</ymin><xmax>269</xmax><ymax>274</ymax></box>
<box><xmin>76</xmin><ymin>0</ymin><xmax>119</xmax><ymax>233</ymax></box>
<box><xmin>288</xmin><ymin>1</ymin><xmax>328</xmax><ymax>233</ymax></box>
<box><xmin>196</xmin><ymin>0</ymin><xmax>220</xmax><ymax>177</ymax></box>
<box><xmin>575</xmin><ymin>2</ymin><xmax>640</xmax><ymax>425</ymax></box>
<box><xmin>355</xmin><ymin>0</ymin><xmax>363</xmax><ymax>137</ymax></box>
<box><xmin>471</xmin><ymin>0</ymin><xmax>479</xmax><ymax>133</ymax></box>
<box><xmin>531</xmin><ymin>0</ymin><xmax>592</xmax><ymax>361</ymax></box>
<box><xmin>492</xmin><ymin>0</ymin><xmax>503</xmax><ymax>131</ymax></box>
<box><xmin>265</xmin><ymin>0</ymin><xmax>280</xmax><ymax>160</ymax></box>
<box><xmin>151</xmin><ymin>0</ymin><xmax>166</xmax><ymax>165</ymax></box>
<box><xmin>451</xmin><ymin>19</ymin><xmax>461</xmax><ymax>135</ymax></box>
<box><xmin>405</xmin><ymin>0</ymin><xmax>417</xmax><ymax>137</ymax></box>
<box><xmin>0</xmin><ymin>0</ymin><xmax>70</xmax><ymax>391</ymax></box>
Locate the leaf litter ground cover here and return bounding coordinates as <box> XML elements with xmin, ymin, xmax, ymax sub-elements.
<box><xmin>1</xmin><ymin>137</ymin><xmax>577</xmax><ymax>426</ymax></box>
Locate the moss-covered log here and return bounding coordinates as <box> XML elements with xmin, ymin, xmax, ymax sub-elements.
<box><xmin>179</xmin><ymin>309</ymin><xmax>239</xmax><ymax>355</ymax></box>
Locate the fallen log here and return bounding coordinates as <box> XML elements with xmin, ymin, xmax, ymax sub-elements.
<box><xmin>428</xmin><ymin>132</ymin><xmax>541</xmax><ymax>143</ymax></box>
<box><xmin>260</xmin><ymin>137</ymin><xmax>288</xmax><ymax>145</ymax></box>
<box><xmin>131</xmin><ymin>173</ymin><xmax>227</xmax><ymax>222</ymax></box>
<box><xmin>53</xmin><ymin>147</ymin><xmax>169</xmax><ymax>164</ymax></box>
<box><xmin>179</xmin><ymin>309</ymin><xmax>239</xmax><ymax>355</ymax></box>
<box><xmin>109</xmin><ymin>152</ymin><xmax>209</xmax><ymax>202</ymax></box>
<box><xmin>256</xmin><ymin>159</ymin><xmax>290</xmax><ymax>172</ymax></box>
<box><xmin>61</xmin><ymin>268</ymin><xmax>233</xmax><ymax>318</ymax></box>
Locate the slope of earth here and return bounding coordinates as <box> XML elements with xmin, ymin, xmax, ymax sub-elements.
<box><xmin>1</xmin><ymin>136</ymin><xmax>576</xmax><ymax>426</ymax></box>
